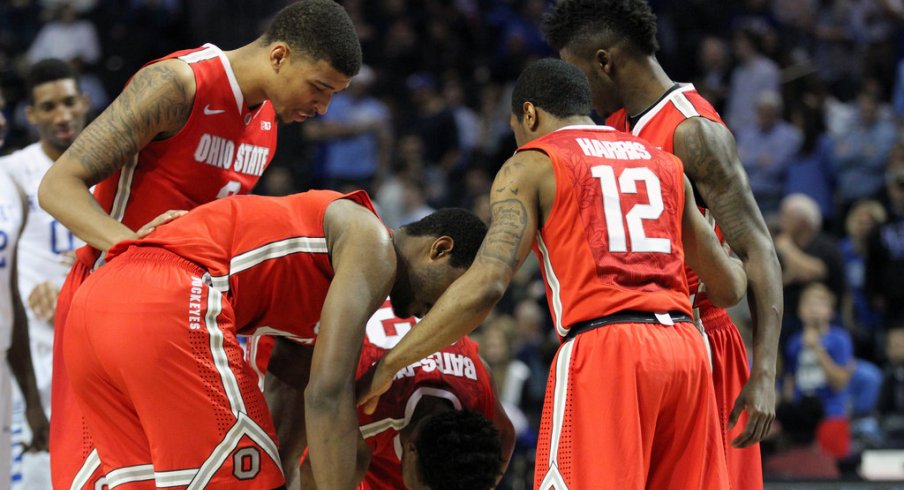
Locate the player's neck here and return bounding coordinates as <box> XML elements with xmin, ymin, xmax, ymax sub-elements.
<box><xmin>620</xmin><ymin>58</ymin><xmax>675</xmax><ymax>117</ymax></box>
<box><xmin>223</xmin><ymin>43</ymin><xmax>267</xmax><ymax>109</ymax></box>
<box><xmin>40</xmin><ymin>139</ymin><xmax>64</xmax><ymax>161</ymax></box>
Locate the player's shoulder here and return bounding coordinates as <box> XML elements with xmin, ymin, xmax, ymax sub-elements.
<box><xmin>130</xmin><ymin>57</ymin><xmax>197</xmax><ymax>100</ymax></box>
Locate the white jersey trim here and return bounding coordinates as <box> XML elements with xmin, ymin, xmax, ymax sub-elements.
<box><xmin>188</xmin><ymin>412</ymin><xmax>282</xmax><ymax>489</ymax></box>
<box><xmin>359</xmin><ymin>387</ymin><xmax>461</xmax><ymax>439</ymax></box>
<box><xmin>536</xmin><ymin>233</ymin><xmax>565</xmax><ymax>337</ymax></box>
<box><xmin>205</xmin><ymin>286</ymin><xmax>246</xmax><ymax>416</ymax></box>
<box><xmin>210</xmin><ymin>45</ymin><xmax>244</xmax><ymax>116</ymax></box>
<box><xmin>208</xmin><ymin>236</ymin><xmax>329</xmax><ymax>293</ymax></box>
<box><xmin>178</xmin><ymin>44</ymin><xmax>218</xmax><ymax>64</ymax></box>
<box><xmin>538</xmin><ymin>340</ymin><xmax>575</xmax><ymax>490</ymax></box>
<box><xmin>104</xmin><ymin>464</ymin><xmax>155</xmax><ymax>489</ymax></box>
<box><xmin>630</xmin><ymin>83</ymin><xmax>698</xmax><ymax>137</ymax></box>
<box><xmin>94</xmin><ymin>155</ymin><xmax>139</xmax><ymax>270</ymax></box>
<box><xmin>671</xmin><ymin>92</ymin><xmax>701</xmax><ymax>119</ymax></box>
<box><xmin>555</xmin><ymin>124</ymin><xmax>616</xmax><ymax>132</ymax></box>
<box><xmin>70</xmin><ymin>448</ymin><xmax>101</xmax><ymax>490</ymax></box>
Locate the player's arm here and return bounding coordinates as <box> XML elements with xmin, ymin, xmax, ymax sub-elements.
<box><xmin>306</xmin><ymin>199</ymin><xmax>396</xmax><ymax>490</ymax></box>
<box><xmin>359</xmin><ymin>151</ymin><xmax>544</xmax><ymax>412</ymax></box>
<box><xmin>679</xmin><ymin>175</ymin><xmax>746</xmax><ymax>308</ymax></box>
<box><xmin>264</xmin><ymin>337</ymin><xmax>314</xmax><ymax>488</ymax></box>
<box><xmin>6</xmin><ymin>187</ymin><xmax>49</xmax><ymax>451</ymax></box>
<box><xmin>674</xmin><ymin>117</ymin><xmax>781</xmax><ymax>447</ymax></box>
<box><xmin>38</xmin><ymin>59</ymin><xmax>195</xmax><ymax>252</ymax></box>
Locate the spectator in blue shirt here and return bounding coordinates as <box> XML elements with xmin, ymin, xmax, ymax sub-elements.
<box><xmin>784</xmin><ymin>283</ymin><xmax>854</xmax><ymax>458</ymax></box>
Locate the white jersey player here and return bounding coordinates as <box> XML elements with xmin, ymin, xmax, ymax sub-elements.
<box><xmin>4</xmin><ymin>58</ymin><xmax>88</xmax><ymax>488</ymax></box>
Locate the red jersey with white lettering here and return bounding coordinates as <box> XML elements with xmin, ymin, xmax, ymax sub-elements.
<box><xmin>606</xmin><ymin>84</ymin><xmax>725</xmax><ymax>308</ymax></box>
<box><xmin>78</xmin><ymin>43</ymin><xmax>277</xmax><ymax>270</ymax></box>
<box><xmin>357</xmin><ymin>325</ymin><xmax>496</xmax><ymax>490</ymax></box>
<box><xmin>518</xmin><ymin>125</ymin><xmax>691</xmax><ymax>340</ymax></box>
<box><xmin>107</xmin><ymin>190</ymin><xmax>379</xmax><ymax>341</ymax></box>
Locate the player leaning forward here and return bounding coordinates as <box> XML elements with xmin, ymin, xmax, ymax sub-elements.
<box><xmin>359</xmin><ymin>59</ymin><xmax>747</xmax><ymax>489</ymax></box>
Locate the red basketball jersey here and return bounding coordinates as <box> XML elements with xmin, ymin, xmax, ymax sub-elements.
<box><xmin>106</xmin><ymin>190</ymin><xmax>379</xmax><ymax>341</ymax></box>
<box><xmin>77</xmin><ymin>43</ymin><xmax>277</xmax><ymax>270</ymax></box>
<box><xmin>606</xmin><ymin>84</ymin><xmax>726</xmax><ymax>308</ymax></box>
<box><xmin>518</xmin><ymin>125</ymin><xmax>691</xmax><ymax>339</ymax></box>
<box><xmin>357</xmin><ymin>324</ymin><xmax>496</xmax><ymax>490</ymax></box>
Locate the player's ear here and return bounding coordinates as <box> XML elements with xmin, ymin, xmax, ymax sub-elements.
<box><xmin>270</xmin><ymin>42</ymin><xmax>290</xmax><ymax>73</ymax></box>
<box><xmin>430</xmin><ymin>236</ymin><xmax>453</xmax><ymax>261</ymax></box>
<box><xmin>595</xmin><ymin>48</ymin><xmax>613</xmax><ymax>76</ymax></box>
<box><xmin>523</xmin><ymin>102</ymin><xmax>539</xmax><ymax>132</ymax></box>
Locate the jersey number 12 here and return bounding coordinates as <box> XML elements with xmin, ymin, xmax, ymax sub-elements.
<box><xmin>591</xmin><ymin>165</ymin><xmax>670</xmax><ymax>253</ymax></box>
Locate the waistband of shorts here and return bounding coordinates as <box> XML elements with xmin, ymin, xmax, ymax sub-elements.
<box><xmin>565</xmin><ymin>310</ymin><xmax>693</xmax><ymax>341</ymax></box>
<box><xmin>695</xmin><ymin>304</ymin><xmax>736</xmax><ymax>332</ymax></box>
<box><xmin>117</xmin><ymin>246</ymin><xmax>206</xmax><ymax>276</ymax></box>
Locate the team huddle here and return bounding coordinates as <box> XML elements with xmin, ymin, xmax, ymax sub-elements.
<box><xmin>0</xmin><ymin>0</ymin><xmax>783</xmax><ymax>489</ymax></box>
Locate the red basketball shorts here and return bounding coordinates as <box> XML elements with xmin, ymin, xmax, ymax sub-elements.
<box><xmin>63</xmin><ymin>247</ymin><xmax>283</xmax><ymax>489</ymax></box>
<box><xmin>50</xmin><ymin>256</ymin><xmax>102</xmax><ymax>489</ymax></box>
<box><xmin>534</xmin><ymin>321</ymin><xmax>729</xmax><ymax>490</ymax></box>
<box><xmin>700</xmin><ymin>305</ymin><xmax>763</xmax><ymax>490</ymax></box>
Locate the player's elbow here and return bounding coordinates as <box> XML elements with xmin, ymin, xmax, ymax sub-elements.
<box><xmin>707</xmin><ymin>262</ymin><xmax>747</xmax><ymax>308</ymax></box>
<box><xmin>304</xmin><ymin>378</ymin><xmax>350</xmax><ymax>414</ymax></box>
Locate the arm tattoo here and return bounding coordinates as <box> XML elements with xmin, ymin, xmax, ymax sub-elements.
<box><xmin>494</xmin><ymin>161</ymin><xmax>525</xmax><ymax>195</ymax></box>
<box><xmin>478</xmin><ymin>198</ymin><xmax>528</xmax><ymax>267</ymax></box>
<box><xmin>68</xmin><ymin>63</ymin><xmax>193</xmax><ymax>185</ymax></box>
<box><xmin>678</xmin><ymin>119</ymin><xmax>760</xmax><ymax>246</ymax></box>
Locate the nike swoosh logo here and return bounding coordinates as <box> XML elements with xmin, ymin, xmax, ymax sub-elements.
<box><xmin>203</xmin><ymin>104</ymin><xmax>225</xmax><ymax>116</ymax></box>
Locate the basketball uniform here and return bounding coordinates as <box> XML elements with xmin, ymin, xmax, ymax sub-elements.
<box><xmin>608</xmin><ymin>84</ymin><xmax>763</xmax><ymax>489</ymax></box>
<box><xmin>64</xmin><ymin>190</ymin><xmax>377</xmax><ymax>489</ymax></box>
<box><xmin>522</xmin><ymin>125</ymin><xmax>728</xmax><ymax>489</ymax></box>
<box><xmin>0</xmin><ymin>169</ymin><xmax>24</xmax><ymax>488</ymax></box>
<box><xmin>51</xmin><ymin>43</ymin><xmax>278</xmax><ymax>490</ymax></box>
<box><xmin>2</xmin><ymin>143</ymin><xmax>83</xmax><ymax>488</ymax></box>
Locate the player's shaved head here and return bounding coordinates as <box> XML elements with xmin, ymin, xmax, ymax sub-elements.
<box><xmin>263</xmin><ymin>0</ymin><xmax>362</xmax><ymax>77</ymax></box>
<box><xmin>401</xmin><ymin>208</ymin><xmax>487</xmax><ymax>269</ymax></box>
<box><xmin>511</xmin><ymin>58</ymin><xmax>592</xmax><ymax>121</ymax></box>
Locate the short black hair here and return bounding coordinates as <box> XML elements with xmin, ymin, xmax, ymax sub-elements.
<box><xmin>417</xmin><ymin>410</ymin><xmax>503</xmax><ymax>490</ymax></box>
<box><xmin>543</xmin><ymin>0</ymin><xmax>659</xmax><ymax>56</ymax></box>
<box><xmin>511</xmin><ymin>58</ymin><xmax>591</xmax><ymax>121</ymax></box>
<box><xmin>26</xmin><ymin>58</ymin><xmax>80</xmax><ymax>104</ymax></box>
<box><xmin>402</xmin><ymin>208</ymin><xmax>487</xmax><ymax>269</ymax></box>
<box><xmin>263</xmin><ymin>0</ymin><xmax>362</xmax><ymax>77</ymax></box>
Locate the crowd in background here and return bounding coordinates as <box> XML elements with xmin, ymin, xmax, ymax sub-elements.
<box><xmin>3</xmin><ymin>0</ymin><xmax>904</xmax><ymax>485</ymax></box>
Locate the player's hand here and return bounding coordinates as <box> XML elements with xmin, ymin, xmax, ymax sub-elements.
<box><xmin>356</xmin><ymin>360</ymin><xmax>395</xmax><ymax>415</ymax></box>
<box><xmin>25</xmin><ymin>405</ymin><xmax>49</xmax><ymax>452</ymax></box>
<box><xmin>28</xmin><ymin>281</ymin><xmax>59</xmax><ymax>322</ymax></box>
<box><xmin>727</xmin><ymin>374</ymin><xmax>775</xmax><ymax>448</ymax></box>
<box><xmin>136</xmin><ymin>209</ymin><xmax>188</xmax><ymax>238</ymax></box>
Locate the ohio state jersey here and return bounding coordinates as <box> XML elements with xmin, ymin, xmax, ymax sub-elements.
<box><xmin>357</xmin><ymin>323</ymin><xmax>495</xmax><ymax>490</ymax></box>
<box><xmin>606</xmin><ymin>84</ymin><xmax>726</xmax><ymax>308</ymax></box>
<box><xmin>106</xmin><ymin>190</ymin><xmax>378</xmax><ymax>341</ymax></box>
<box><xmin>517</xmin><ymin>125</ymin><xmax>691</xmax><ymax>339</ymax></box>
<box><xmin>78</xmin><ymin>43</ymin><xmax>277</xmax><ymax>270</ymax></box>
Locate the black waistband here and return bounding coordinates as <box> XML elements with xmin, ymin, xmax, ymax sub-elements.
<box><xmin>565</xmin><ymin>310</ymin><xmax>693</xmax><ymax>341</ymax></box>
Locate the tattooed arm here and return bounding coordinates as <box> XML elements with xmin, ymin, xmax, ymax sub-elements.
<box><xmin>38</xmin><ymin>59</ymin><xmax>195</xmax><ymax>252</ymax></box>
<box><xmin>358</xmin><ymin>150</ymin><xmax>548</xmax><ymax>413</ymax></box>
<box><xmin>674</xmin><ymin>117</ymin><xmax>782</xmax><ymax>447</ymax></box>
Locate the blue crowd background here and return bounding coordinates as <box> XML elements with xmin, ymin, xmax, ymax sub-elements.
<box><xmin>4</xmin><ymin>0</ymin><xmax>904</xmax><ymax>485</ymax></box>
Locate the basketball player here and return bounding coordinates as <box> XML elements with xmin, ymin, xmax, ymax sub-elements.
<box><xmin>544</xmin><ymin>2</ymin><xmax>782</xmax><ymax>487</ymax></box>
<box><xmin>64</xmin><ymin>191</ymin><xmax>486</xmax><ymax>489</ymax></box>
<box><xmin>37</xmin><ymin>2</ymin><xmax>363</xmax><ymax>488</ymax></box>
<box><xmin>0</xmin><ymin>58</ymin><xmax>88</xmax><ymax>487</ymax></box>
<box><xmin>360</xmin><ymin>59</ymin><xmax>747</xmax><ymax>488</ymax></box>
<box><xmin>0</xmin><ymin>95</ymin><xmax>49</xmax><ymax>487</ymax></box>
<box><xmin>259</xmin><ymin>299</ymin><xmax>514</xmax><ymax>489</ymax></box>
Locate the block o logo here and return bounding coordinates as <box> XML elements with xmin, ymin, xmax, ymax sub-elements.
<box><xmin>233</xmin><ymin>447</ymin><xmax>261</xmax><ymax>480</ymax></box>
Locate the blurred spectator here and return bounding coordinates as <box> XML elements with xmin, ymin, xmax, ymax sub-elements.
<box><xmin>476</xmin><ymin>314</ymin><xmax>530</xmax><ymax>437</ymax></box>
<box><xmin>375</xmin><ymin>133</ymin><xmax>445</xmax><ymax>228</ymax></box>
<box><xmin>765</xmin><ymin>396</ymin><xmax>840</xmax><ymax>479</ymax></box>
<box><xmin>895</xmin><ymin>58</ymin><xmax>904</xmax><ymax>121</ymax></box>
<box><xmin>839</xmin><ymin>200</ymin><xmax>887</xmax><ymax>357</ymax></box>
<box><xmin>866</xmin><ymin>149</ymin><xmax>904</xmax><ymax>324</ymax></box>
<box><xmin>303</xmin><ymin>65</ymin><xmax>392</xmax><ymax>193</ymax></box>
<box><xmin>775</xmin><ymin>194</ymin><xmax>846</xmax><ymax>333</ymax></box>
<box><xmin>828</xmin><ymin>87</ymin><xmax>898</xmax><ymax>212</ymax></box>
<box><xmin>784</xmin><ymin>283</ymin><xmax>854</xmax><ymax>459</ymax></box>
<box><xmin>404</xmin><ymin>72</ymin><xmax>460</xmax><ymax>175</ymax></box>
<box><xmin>785</xmin><ymin>90</ymin><xmax>835</xmax><ymax>223</ymax></box>
<box><xmin>725</xmin><ymin>27</ymin><xmax>780</xmax><ymax>132</ymax></box>
<box><xmin>398</xmin><ymin>176</ymin><xmax>435</xmax><ymax>226</ymax></box>
<box><xmin>878</xmin><ymin>326</ymin><xmax>904</xmax><ymax>447</ymax></box>
<box><xmin>693</xmin><ymin>36</ymin><xmax>730</xmax><ymax>112</ymax></box>
<box><xmin>737</xmin><ymin>91</ymin><xmax>803</xmax><ymax>216</ymax></box>
<box><xmin>26</xmin><ymin>4</ymin><xmax>100</xmax><ymax>66</ymax></box>
<box><xmin>443</xmin><ymin>76</ymin><xmax>479</xmax><ymax>170</ymax></box>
